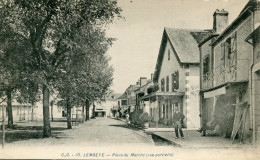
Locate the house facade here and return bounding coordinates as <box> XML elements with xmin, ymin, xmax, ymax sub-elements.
<box><xmin>117</xmin><ymin>92</ymin><xmax>128</xmax><ymax>117</ymax></box>
<box><xmin>90</xmin><ymin>92</ymin><xmax>120</xmax><ymax>118</ymax></box>
<box><xmin>0</xmin><ymin>99</ymin><xmax>74</xmax><ymax>122</ymax></box>
<box><xmin>200</xmin><ymin>0</ymin><xmax>260</xmax><ymax>144</ymax></box>
<box><xmin>140</xmin><ymin>28</ymin><xmax>211</xmax><ymax>129</ymax></box>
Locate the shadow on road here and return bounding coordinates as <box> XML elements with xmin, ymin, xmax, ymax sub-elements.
<box><xmin>1</xmin><ymin>125</ymin><xmax>69</xmax><ymax>143</ymax></box>
<box><xmin>108</xmin><ymin>124</ymin><xmax>140</xmax><ymax>131</ymax></box>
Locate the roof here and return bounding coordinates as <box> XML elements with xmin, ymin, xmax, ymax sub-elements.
<box><xmin>105</xmin><ymin>92</ymin><xmax>121</xmax><ymax>101</ymax></box>
<box><xmin>153</xmin><ymin>28</ymin><xmax>212</xmax><ymax>82</ymax></box>
<box><xmin>117</xmin><ymin>92</ymin><xmax>127</xmax><ymax>100</ymax></box>
<box><xmin>165</xmin><ymin>28</ymin><xmax>210</xmax><ymax>63</ymax></box>
<box><xmin>136</xmin><ymin>80</ymin><xmax>152</xmax><ymax>93</ymax></box>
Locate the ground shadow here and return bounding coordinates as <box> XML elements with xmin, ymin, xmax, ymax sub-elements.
<box><xmin>108</xmin><ymin>124</ymin><xmax>140</xmax><ymax>131</ymax></box>
<box><xmin>0</xmin><ymin>125</ymin><xmax>70</xmax><ymax>143</ymax></box>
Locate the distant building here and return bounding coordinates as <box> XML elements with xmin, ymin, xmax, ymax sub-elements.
<box><xmin>117</xmin><ymin>92</ymin><xmax>128</xmax><ymax>117</ymax></box>
<box><xmin>90</xmin><ymin>91</ymin><xmax>121</xmax><ymax>118</ymax></box>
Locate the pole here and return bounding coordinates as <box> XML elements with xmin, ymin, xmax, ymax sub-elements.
<box><xmin>2</xmin><ymin>105</ymin><xmax>5</xmax><ymax>148</ymax></box>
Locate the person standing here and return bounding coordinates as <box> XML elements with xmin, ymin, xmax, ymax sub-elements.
<box><xmin>125</xmin><ymin>112</ymin><xmax>130</xmax><ymax>128</ymax></box>
<box><xmin>173</xmin><ymin>108</ymin><xmax>185</xmax><ymax>139</ymax></box>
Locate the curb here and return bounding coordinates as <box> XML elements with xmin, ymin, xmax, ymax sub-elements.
<box><xmin>150</xmin><ymin>133</ymin><xmax>182</xmax><ymax>147</ymax></box>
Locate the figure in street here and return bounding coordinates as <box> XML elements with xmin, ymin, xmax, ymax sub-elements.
<box><xmin>125</xmin><ymin>112</ymin><xmax>130</xmax><ymax>128</ymax></box>
<box><xmin>173</xmin><ymin>108</ymin><xmax>185</xmax><ymax>139</ymax></box>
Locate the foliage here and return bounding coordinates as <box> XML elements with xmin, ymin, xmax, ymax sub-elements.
<box><xmin>147</xmin><ymin>83</ymin><xmax>159</xmax><ymax>94</ymax></box>
<box><xmin>139</xmin><ymin>112</ymin><xmax>151</xmax><ymax>123</ymax></box>
<box><xmin>130</xmin><ymin>110</ymin><xmax>143</xmax><ymax>125</ymax></box>
<box><xmin>0</xmin><ymin>0</ymin><xmax>122</xmax><ymax>134</ymax></box>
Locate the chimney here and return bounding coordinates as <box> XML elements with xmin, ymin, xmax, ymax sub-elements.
<box><xmin>151</xmin><ymin>74</ymin><xmax>154</xmax><ymax>81</ymax></box>
<box><xmin>140</xmin><ymin>77</ymin><xmax>147</xmax><ymax>87</ymax></box>
<box><xmin>213</xmin><ymin>9</ymin><xmax>229</xmax><ymax>34</ymax></box>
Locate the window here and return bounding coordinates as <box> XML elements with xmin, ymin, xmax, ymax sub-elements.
<box><xmin>223</xmin><ymin>33</ymin><xmax>237</xmax><ymax>68</ymax></box>
<box><xmin>62</xmin><ymin>110</ymin><xmax>67</xmax><ymax>117</ymax></box>
<box><xmin>168</xmin><ymin>49</ymin><xmax>170</xmax><ymax>61</ymax></box>
<box><xmin>203</xmin><ymin>56</ymin><xmax>210</xmax><ymax>76</ymax></box>
<box><xmin>172</xmin><ymin>71</ymin><xmax>179</xmax><ymax>91</ymax></box>
<box><xmin>163</xmin><ymin>104</ymin><xmax>165</xmax><ymax>118</ymax></box>
<box><xmin>166</xmin><ymin>76</ymin><xmax>169</xmax><ymax>92</ymax></box>
<box><xmin>221</xmin><ymin>42</ymin><xmax>225</xmax><ymax>62</ymax></box>
<box><xmin>161</xmin><ymin>78</ymin><xmax>165</xmax><ymax>92</ymax></box>
<box><xmin>122</xmin><ymin>100</ymin><xmax>127</xmax><ymax>105</ymax></box>
<box><xmin>166</xmin><ymin>104</ymin><xmax>168</xmax><ymax>118</ymax></box>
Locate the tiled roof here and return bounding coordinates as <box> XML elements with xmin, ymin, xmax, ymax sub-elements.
<box><xmin>117</xmin><ymin>92</ymin><xmax>127</xmax><ymax>100</ymax></box>
<box><xmin>165</xmin><ymin>28</ymin><xmax>212</xmax><ymax>63</ymax></box>
<box><xmin>153</xmin><ymin>28</ymin><xmax>212</xmax><ymax>82</ymax></box>
<box><xmin>105</xmin><ymin>92</ymin><xmax>121</xmax><ymax>101</ymax></box>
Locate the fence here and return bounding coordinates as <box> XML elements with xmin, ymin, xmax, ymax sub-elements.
<box><xmin>72</xmin><ymin>113</ymin><xmax>85</xmax><ymax>126</ymax></box>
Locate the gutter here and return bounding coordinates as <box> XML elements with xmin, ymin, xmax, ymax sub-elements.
<box><xmin>249</xmin><ymin>9</ymin><xmax>255</xmax><ymax>146</ymax></box>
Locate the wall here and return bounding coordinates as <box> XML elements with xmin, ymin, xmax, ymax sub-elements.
<box><xmin>158</xmin><ymin>39</ymin><xmax>185</xmax><ymax>93</ymax></box>
<box><xmin>213</xmin><ymin>15</ymin><xmax>253</xmax><ymax>83</ymax></box>
<box><xmin>254</xmin><ymin>71</ymin><xmax>260</xmax><ymax>146</ymax></box>
<box><xmin>157</xmin><ymin>39</ymin><xmax>200</xmax><ymax>129</ymax></box>
<box><xmin>186</xmin><ymin>65</ymin><xmax>200</xmax><ymax>129</ymax></box>
<box><xmin>200</xmin><ymin>40</ymin><xmax>213</xmax><ymax>89</ymax></box>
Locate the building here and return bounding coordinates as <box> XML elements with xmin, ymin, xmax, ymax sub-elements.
<box><xmin>246</xmin><ymin>25</ymin><xmax>260</xmax><ymax>146</ymax></box>
<box><xmin>140</xmin><ymin>28</ymin><xmax>211</xmax><ymax>129</ymax></box>
<box><xmin>0</xmin><ymin>99</ymin><xmax>68</xmax><ymax>122</ymax></box>
<box><xmin>135</xmin><ymin>76</ymin><xmax>153</xmax><ymax>111</ymax></box>
<box><xmin>116</xmin><ymin>92</ymin><xmax>128</xmax><ymax>117</ymax></box>
<box><xmin>126</xmin><ymin>84</ymin><xmax>139</xmax><ymax>113</ymax></box>
<box><xmin>90</xmin><ymin>91</ymin><xmax>121</xmax><ymax>118</ymax></box>
<box><xmin>199</xmin><ymin>0</ymin><xmax>260</xmax><ymax>144</ymax></box>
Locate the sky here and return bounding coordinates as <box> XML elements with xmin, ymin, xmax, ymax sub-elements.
<box><xmin>106</xmin><ymin>0</ymin><xmax>249</xmax><ymax>94</ymax></box>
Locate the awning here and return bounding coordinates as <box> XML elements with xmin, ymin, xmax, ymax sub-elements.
<box><xmin>204</xmin><ymin>86</ymin><xmax>226</xmax><ymax>98</ymax></box>
<box><xmin>245</xmin><ymin>25</ymin><xmax>260</xmax><ymax>45</ymax></box>
<box><xmin>140</xmin><ymin>91</ymin><xmax>184</xmax><ymax>100</ymax></box>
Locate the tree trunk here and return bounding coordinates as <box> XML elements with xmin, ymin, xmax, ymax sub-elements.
<box><xmin>92</xmin><ymin>101</ymin><xmax>95</xmax><ymax>118</ymax></box>
<box><xmin>43</xmin><ymin>85</ymin><xmax>51</xmax><ymax>137</ymax></box>
<box><xmin>82</xmin><ymin>105</ymin><xmax>84</xmax><ymax>122</ymax></box>
<box><xmin>67</xmin><ymin>98</ymin><xmax>72</xmax><ymax>129</ymax></box>
<box><xmin>85</xmin><ymin>99</ymin><xmax>89</xmax><ymax>121</ymax></box>
<box><xmin>7</xmin><ymin>89</ymin><xmax>13</xmax><ymax>128</ymax></box>
<box><xmin>51</xmin><ymin>103</ymin><xmax>54</xmax><ymax>122</ymax></box>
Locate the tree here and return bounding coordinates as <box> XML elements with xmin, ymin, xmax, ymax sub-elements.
<box><xmin>0</xmin><ymin>8</ymin><xmax>31</xmax><ymax>127</ymax></box>
<box><xmin>55</xmin><ymin>29</ymin><xmax>114</xmax><ymax>128</ymax></box>
<box><xmin>1</xmin><ymin>0</ymin><xmax>121</xmax><ymax>136</ymax></box>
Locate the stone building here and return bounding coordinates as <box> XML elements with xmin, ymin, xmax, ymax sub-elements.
<box><xmin>199</xmin><ymin>0</ymin><xmax>260</xmax><ymax>144</ymax></box>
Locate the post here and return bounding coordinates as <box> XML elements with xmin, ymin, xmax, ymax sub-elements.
<box><xmin>2</xmin><ymin>105</ymin><xmax>5</xmax><ymax>148</ymax></box>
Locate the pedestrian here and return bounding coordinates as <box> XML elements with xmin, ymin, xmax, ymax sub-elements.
<box><xmin>125</xmin><ymin>112</ymin><xmax>130</xmax><ymax>128</ymax></box>
<box><xmin>172</xmin><ymin>108</ymin><xmax>185</xmax><ymax>139</ymax></box>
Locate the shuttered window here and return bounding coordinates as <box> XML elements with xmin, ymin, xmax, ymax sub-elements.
<box><xmin>161</xmin><ymin>78</ymin><xmax>165</xmax><ymax>92</ymax></box>
<box><xmin>166</xmin><ymin>76</ymin><xmax>169</xmax><ymax>92</ymax></box>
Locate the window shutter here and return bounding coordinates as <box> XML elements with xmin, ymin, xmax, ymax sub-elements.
<box><xmin>166</xmin><ymin>76</ymin><xmax>169</xmax><ymax>92</ymax></box>
<box><xmin>172</xmin><ymin>71</ymin><xmax>179</xmax><ymax>91</ymax></box>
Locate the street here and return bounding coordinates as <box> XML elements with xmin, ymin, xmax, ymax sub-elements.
<box><xmin>1</xmin><ymin>118</ymin><xmax>259</xmax><ymax>160</ymax></box>
<box><xmin>55</xmin><ymin>117</ymin><xmax>155</xmax><ymax>147</ymax></box>
<box><xmin>1</xmin><ymin>118</ymin><xmax>175</xmax><ymax>159</ymax></box>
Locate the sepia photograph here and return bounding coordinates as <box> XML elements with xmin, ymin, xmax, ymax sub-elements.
<box><xmin>0</xmin><ymin>0</ymin><xmax>260</xmax><ymax>159</ymax></box>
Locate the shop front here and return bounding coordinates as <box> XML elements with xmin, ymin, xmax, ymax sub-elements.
<box><xmin>140</xmin><ymin>92</ymin><xmax>184</xmax><ymax>128</ymax></box>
